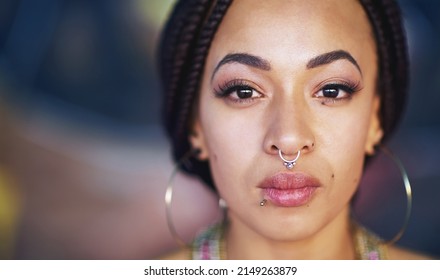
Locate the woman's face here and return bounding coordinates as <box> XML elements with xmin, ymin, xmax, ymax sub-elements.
<box><xmin>191</xmin><ymin>0</ymin><xmax>382</xmax><ymax>241</ymax></box>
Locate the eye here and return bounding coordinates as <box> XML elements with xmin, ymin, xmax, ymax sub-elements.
<box><xmin>317</xmin><ymin>84</ymin><xmax>355</xmax><ymax>99</ymax></box>
<box><xmin>214</xmin><ymin>79</ymin><xmax>263</xmax><ymax>104</ymax></box>
<box><xmin>322</xmin><ymin>87</ymin><xmax>341</xmax><ymax>98</ymax></box>
<box><xmin>314</xmin><ymin>82</ymin><xmax>361</xmax><ymax>105</ymax></box>
<box><xmin>230</xmin><ymin>86</ymin><xmax>259</xmax><ymax>100</ymax></box>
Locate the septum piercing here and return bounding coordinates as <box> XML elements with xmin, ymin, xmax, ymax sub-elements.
<box><xmin>278</xmin><ymin>149</ymin><xmax>301</xmax><ymax>169</ymax></box>
<box><xmin>262</xmin><ymin>150</ymin><xmax>300</xmax><ymax>206</ymax></box>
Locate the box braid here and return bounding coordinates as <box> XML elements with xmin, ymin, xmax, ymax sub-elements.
<box><xmin>159</xmin><ymin>0</ymin><xmax>233</xmax><ymax>190</ymax></box>
<box><xmin>158</xmin><ymin>0</ymin><xmax>409</xmax><ymax>192</ymax></box>
<box><xmin>359</xmin><ymin>0</ymin><xmax>409</xmax><ymax>143</ymax></box>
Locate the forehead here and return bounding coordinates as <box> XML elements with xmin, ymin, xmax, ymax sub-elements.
<box><xmin>207</xmin><ymin>0</ymin><xmax>376</xmax><ymax>72</ymax></box>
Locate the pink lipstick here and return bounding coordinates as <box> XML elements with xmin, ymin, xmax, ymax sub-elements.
<box><xmin>259</xmin><ymin>172</ymin><xmax>320</xmax><ymax>207</ymax></box>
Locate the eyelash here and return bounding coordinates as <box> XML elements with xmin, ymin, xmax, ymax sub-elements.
<box><xmin>314</xmin><ymin>81</ymin><xmax>362</xmax><ymax>105</ymax></box>
<box><xmin>213</xmin><ymin>79</ymin><xmax>262</xmax><ymax>104</ymax></box>
<box><xmin>213</xmin><ymin>79</ymin><xmax>362</xmax><ymax>105</ymax></box>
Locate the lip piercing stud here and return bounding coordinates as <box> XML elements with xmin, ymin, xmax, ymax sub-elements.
<box><xmin>260</xmin><ymin>199</ymin><xmax>267</xmax><ymax>207</ymax></box>
<box><xmin>278</xmin><ymin>149</ymin><xmax>301</xmax><ymax>169</ymax></box>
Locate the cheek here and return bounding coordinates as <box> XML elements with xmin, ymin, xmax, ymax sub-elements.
<box><xmin>199</xmin><ymin>103</ymin><xmax>263</xmax><ymax>196</ymax></box>
<box><xmin>320</xmin><ymin>107</ymin><xmax>372</xmax><ymax>190</ymax></box>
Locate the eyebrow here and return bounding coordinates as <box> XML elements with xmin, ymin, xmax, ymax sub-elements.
<box><xmin>306</xmin><ymin>50</ymin><xmax>362</xmax><ymax>74</ymax></box>
<box><xmin>211</xmin><ymin>50</ymin><xmax>361</xmax><ymax>81</ymax></box>
<box><xmin>211</xmin><ymin>53</ymin><xmax>271</xmax><ymax>81</ymax></box>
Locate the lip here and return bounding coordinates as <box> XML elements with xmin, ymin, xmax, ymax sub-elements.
<box><xmin>258</xmin><ymin>172</ymin><xmax>321</xmax><ymax>207</ymax></box>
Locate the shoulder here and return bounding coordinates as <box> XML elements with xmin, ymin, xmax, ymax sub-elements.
<box><xmin>158</xmin><ymin>248</ymin><xmax>191</xmax><ymax>260</ymax></box>
<box><xmin>387</xmin><ymin>245</ymin><xmax>433</xmax><ymax>260</ymax></box>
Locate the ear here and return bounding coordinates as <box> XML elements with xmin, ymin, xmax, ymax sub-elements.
<box><xmin>365</xmin><ymin>95</ymin><xmax>384</xmax><ymax>155</ymax></box>
<box><xmin>189</xmin><ymin>119</ymin><xmax>209</xmax><ymax>160</ymax></box>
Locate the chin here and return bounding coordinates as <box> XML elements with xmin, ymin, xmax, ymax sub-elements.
<box><xmin>243</xmin><ymin>210</ymin><xmax>328</xmax><ymax>242</ymax></box>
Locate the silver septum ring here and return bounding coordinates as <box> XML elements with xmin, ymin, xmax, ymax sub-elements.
<box><xmin>278</xmin><ymin>149</ymin><xmax>301</xmax><ymax>169</ymax></box>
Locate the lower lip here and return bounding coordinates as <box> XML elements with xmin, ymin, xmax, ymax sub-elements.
<box><xmin>263</xmin><ymin>187</ymin><xmax>317</xmax><ymax>207</ymax></box>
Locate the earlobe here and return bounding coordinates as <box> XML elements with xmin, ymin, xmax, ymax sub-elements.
<box><xmin>189</xmin><ymin>120</ymin><xmax>209</xmax><ymax>160</ymax></box>
<box><xmin>365</xmin><ymin>96</ymin><xmax>384</xmax><ymax>155</ymax></box>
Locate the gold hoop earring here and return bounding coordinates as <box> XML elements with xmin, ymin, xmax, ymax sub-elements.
<box><xmin>165</xmin><ymin>149</ymin><xmax>197</xmax><ymax>248</ymax></box>
<box><xmin>380</xmin><ymin>146</ymin><xmax>413</xmax><ymax>245</ymax></box>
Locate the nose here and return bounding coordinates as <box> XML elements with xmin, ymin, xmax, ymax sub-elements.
<box><xmin>263</xmin><ymin>97</ymin><xmax>315</xmax><ymax>159</ymax></box>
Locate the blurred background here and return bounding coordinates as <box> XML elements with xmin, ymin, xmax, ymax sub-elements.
<box><xmin>0</xmin><ymin>0</ymin><xmax>438</xmax><ymax>259</ymax></box>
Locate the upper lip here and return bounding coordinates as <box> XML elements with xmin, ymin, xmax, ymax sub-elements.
<box><xmin>258</xmin><ymin>172</ymin><xmax>321</xmax><ymax>189</ymax></box>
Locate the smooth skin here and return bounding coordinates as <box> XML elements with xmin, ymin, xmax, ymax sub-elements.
<box><xmin>164</xmin><ymin>0</ymin><xmax>429</xmax><ymax>259</ymax></box>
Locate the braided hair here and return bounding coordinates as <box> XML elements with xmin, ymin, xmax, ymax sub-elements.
<box><xmin>158</xmin><ymin>0</ymin><xmax>409</xmax><ymax>192</ymax></box>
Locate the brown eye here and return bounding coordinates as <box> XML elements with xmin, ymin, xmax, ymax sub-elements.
<box><xmin>322</xmin><ymin>87</ymin><xmax>339</xmax><ymax>98</ymax></box>
<box><xmin>214</xmin><ymin>79</ymin><xmax>263</xmax><ymax>106</ymax></box>
<box><xmin>228</xmin><ymin>86</ymin><xmax>260</xmax><ymax>100</ymax></box>
<box><xmin>236</xmin><ymin>87</ymin><xmax>254</xmax><ymax>99</ymax></box>
<box><xmin>316</xmin><ymin>83</ymin><xmax>356</xmax><ymax>100</ymax></box>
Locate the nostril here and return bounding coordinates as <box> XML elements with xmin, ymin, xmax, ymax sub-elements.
<box><xmin>305</xmin><ymin>141</ymin><xmax>315</xmax><ymax>152</ymax></box>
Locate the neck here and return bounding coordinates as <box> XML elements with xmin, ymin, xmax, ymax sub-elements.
<box><xmin>225</xmin><ymin>207</ymin><xmax>355</xmax><ymax>260</ymax></box>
